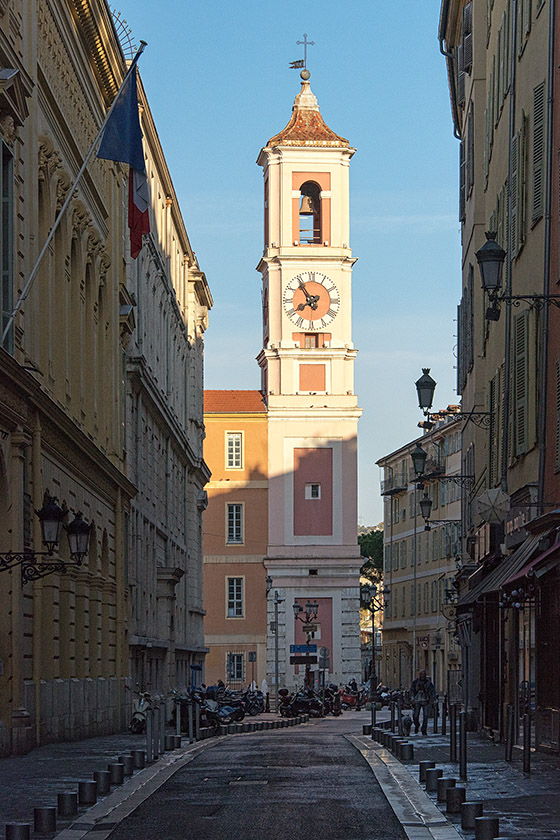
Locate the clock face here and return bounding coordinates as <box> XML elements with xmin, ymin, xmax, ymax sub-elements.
<box><xmin>283</xmin><ymin>271</ymin><xmax>340</xmax><ymax>331</ymax></box>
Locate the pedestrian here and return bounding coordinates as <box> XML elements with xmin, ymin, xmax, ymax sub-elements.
<box><xmin>410</xmin><ymin>669</ymin><xmax>435</xmax><ymax>735</ymax></box>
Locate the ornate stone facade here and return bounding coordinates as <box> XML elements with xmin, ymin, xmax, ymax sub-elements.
<box><xmin>0</xmin><ymin>0</ymin><xmax>211</xmax><ymax>755</ymax></box>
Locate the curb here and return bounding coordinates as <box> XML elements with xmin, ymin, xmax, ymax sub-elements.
<box><xmin>347</xmin><ymin>735</ymin><xmax>462</xmax><ymax>840</ymax></box>
<box><xmin>52</xmin><ymin>717</ymin><xmax>311</xmax><ymax>840</ymax></box>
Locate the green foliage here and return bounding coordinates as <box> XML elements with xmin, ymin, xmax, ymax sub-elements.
<box><xmin>358</xmin><ymin>529</ymin><xmax>383</xmax><ymax>581</ymax></box>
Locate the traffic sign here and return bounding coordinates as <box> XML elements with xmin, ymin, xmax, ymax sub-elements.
<box><xmin>290</xmin><ymin>655</ymin><xmax>318</xmax><ymax>665</ymax></box>
<box><xmin>289</xmin><ymin>644</ymin><xmax>317</xmax><ymax>653</ymax></box>
<box><xmin>319</xmin><ymin>646</ymin><xmax>330</xmax><ymax>657</ymax></box>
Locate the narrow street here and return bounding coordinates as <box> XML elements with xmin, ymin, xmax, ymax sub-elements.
<box><xmin>108</xmin><ymin>717</ymin><xmax>406</xmax><ymax>840</ymax></box>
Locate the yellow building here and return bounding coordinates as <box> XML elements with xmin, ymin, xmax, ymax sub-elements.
<box><xmin>377</xmin><ymin>417</ymin><xmax>462</xmax><ymax>695</ymax></box>
<box><xmin>0</xmin><ymin>1</ymin><xmax>210</xmax><ymax>754</ymax></box>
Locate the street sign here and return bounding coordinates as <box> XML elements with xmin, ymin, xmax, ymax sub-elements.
<box><xmin>302</xmin><ymin>623</ymin><xmax>318</xmax><ymax>633</ymax></box>
<box><xmin>289</xmin><ymin>644</ymin><xmax>317</xmax><ymax>653</ymax></box>
<box><xmin>290</xmin><ymin>655</ymin><xmax>318</xmax><ymax>665</ymax></box>
<box><xmin>319</xmin><ymin>657</ymin><xmax>329</xmax><ymax>669</ymax></box>
<box><xmin>248</xmin><ymin>651</ymin><xmax>257</xmax><ymax>662</ymax></box>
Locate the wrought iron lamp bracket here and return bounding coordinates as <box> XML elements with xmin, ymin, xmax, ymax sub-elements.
<box><xmin>0</xmin><ymin>551</ymin><xmax>82</xmax><ymax>585</ymax></box>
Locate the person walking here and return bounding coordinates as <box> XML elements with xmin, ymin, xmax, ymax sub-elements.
<box><xmin>410</xmin><ymin>669</ymin><xmax>435</xmax><ymax>735</ymax></box>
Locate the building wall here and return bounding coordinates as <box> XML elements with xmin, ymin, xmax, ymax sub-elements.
<box><xmin>378</xmin><ymin>418</ymin><xmax>463</xmax><ymax>695</ymax></box>
<box><xmin>125</xmin><ymin>85</ymin><xmax>211</xmax><ymax>695</ymax></box>
<box><xmin>0</xmin><ymin>0</ymin><xmax>211</xmax><ymax>754</ymax></box>
<box><xmin>203</xmin><ymin>402</ymin><xmax>269</xmax><ymax>688</ymax></box>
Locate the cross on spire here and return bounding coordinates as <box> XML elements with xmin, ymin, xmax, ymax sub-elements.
<box><xmin>296</xmin><ymin>33</ymin><xmax>315</xmax><ymax>69</ymax></box>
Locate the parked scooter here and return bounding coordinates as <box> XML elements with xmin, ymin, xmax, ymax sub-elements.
<box><xmin>128</xmin><ymin>687</ymin><xmax>152</xmax><ymax>734</ymax></box>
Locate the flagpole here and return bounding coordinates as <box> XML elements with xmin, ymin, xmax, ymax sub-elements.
<box><xmin>1</xmin><ymin>40</ymin><xmax>147</xmax><ymax>347</ymax></box>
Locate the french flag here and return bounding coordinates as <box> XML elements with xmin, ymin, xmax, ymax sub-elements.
<box><xmin>97</xmin><ymin>68</ymin><xmax>150</xmax><ymax>259</ymax></box>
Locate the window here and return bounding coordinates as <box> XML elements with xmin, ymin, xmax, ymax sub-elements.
<box><xmin>1</xmin><ymin>143</ymin><xmax>13</xmax><ymax>352</ymax></box>
<box><xmin>226</xmin><ymin>503</ymin><xmax>243</xmax><ymax>544</ymax></box>
<box><xmin>226</xmin><ymin>652</ymin><xmax>245</xmax><ymax>681</ymax></box>
<box><xmin>227</xmin><ymin>577</ymin><xmax>244</xmax><ymax>617</ymax></box>
<box><xmin>532</xmin><ymin>81</ymin><xmax>545</xmax><ymax>227</ymax></box>
<box><xmin>305</xmin><ymin>483</ymin><xmax>321</xmax><ymax>499</ymax></box>
<box><xmin>304</xmin><ymin>333</ymin><xmax>318</xmax><ymax>348</ymax></box>
<box><xmin>298</xmin><ymin>181</ymin><xmax>321</xmax><ymax>244</ymax></box>
<box><xmin>226</xmin><ymin>432</ymin><xmax>243</xmax><ymax>469</ymax></box>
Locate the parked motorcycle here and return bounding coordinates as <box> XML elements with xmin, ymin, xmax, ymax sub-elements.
<box><xmin>279</xmin><ymin>688</ymin><xmax>324</xmax><ymax>718</ymax></box>
<box><xmin>128</xmin><ymin>687</ymin><xmax>152</xmax><ymax>734</ymax></box>
<box><xmin>339</xmin><ymin>684</ymin><xmax>366</xmax><ymax>710</ymax></box>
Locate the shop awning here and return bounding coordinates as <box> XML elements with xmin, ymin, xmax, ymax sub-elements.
<box><xmin>457</xmin><ymin>535</ymin><xmax>541</xmax><ymax>607</ymax></box>
<box><xmin>503</xmin><ymin>539</ymin><xmax>560</xmax><ymax>588</ymax></box>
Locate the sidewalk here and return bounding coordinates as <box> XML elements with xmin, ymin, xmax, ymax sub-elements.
<box><xmin>355</xmin><ymin>713</ymin><xmax>560</xmax><ymax>839</ymax></box>
<box><xmin>0</xmin><ymin>712</ymin><xmax>286</xmax><ymax>837</ymax></box>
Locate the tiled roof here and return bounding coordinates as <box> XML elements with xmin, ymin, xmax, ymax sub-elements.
<box><xmin>267</xmin><ymin>108</ymin><xmax>348</xmax><ymax>148</ymax></box>
<box><xmin>204</xmin><ymin>390</ymin><xmax>267</xmax><ymax>413</ymax></box>
<box><xmin>266</xmin><ymin>79</ymin><xmax>348</xmax><ymax>149</ymax></box>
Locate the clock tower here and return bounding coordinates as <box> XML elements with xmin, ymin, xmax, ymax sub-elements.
<box><xmin>257</xmin><ymin>71</ymin><xmax>362</xmax><ymax>689</ymax></box>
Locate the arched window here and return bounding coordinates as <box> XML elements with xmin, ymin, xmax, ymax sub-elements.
<box><xmin>299</xmin><ymin>181</ymin><xmax>321</xmax><ymax>244</ymax></box>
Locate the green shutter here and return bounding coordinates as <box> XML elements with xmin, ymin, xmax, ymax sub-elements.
<box><xmin>510</xmin><ymin>132</ymin><xmax>519</xmax><ymax>257</ymax></box>
<box><xmin>532</xmin><ymin>81</ymin><xmax>546</xmax><ymax>226</ymax></box>
<box><xmin>513</xmin><ymin>311</ymin><xmax>529</xmax><ymax>455</ymax></box>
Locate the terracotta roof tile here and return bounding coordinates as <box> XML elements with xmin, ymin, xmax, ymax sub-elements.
<box><xmin>267</xmin><ymin>108</ymin><xmax>348</xmax><ymax>148</ymax></box>
<box><xmin>204</xmin><ymin>390</ymin><xmax>267</xmax><ymax>413</ymax></box>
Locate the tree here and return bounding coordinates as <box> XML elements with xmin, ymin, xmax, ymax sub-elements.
<box><xmin>358</xmin><ymin>529</ymin><xmax>383</xmax><ymax>582</ymax></box>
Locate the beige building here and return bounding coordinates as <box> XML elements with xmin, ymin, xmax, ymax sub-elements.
<box><xmin>0</xmin><ymin>0</ymin><xmax>210</xmax><ymax>755</ymax></box>
<box><xmin>377</xmin><ymin>417</ymin><xmax>462</xmax><ymax>695</ymax></box>
<box><xmin>125</xmin><ymin>80</ymin><xmax>212</xmax><ymax>695</ymax></box>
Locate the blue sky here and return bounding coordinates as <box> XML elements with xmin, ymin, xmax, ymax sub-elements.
<box><xmin>114</xmin><ymin>0</ymin><xmax>461</xmax><ymax>525</ymax></box>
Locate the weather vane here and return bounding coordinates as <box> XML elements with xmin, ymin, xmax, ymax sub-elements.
<box><xmin>290</xmin><ymin>32</ymin><xmax>315</xmax><ymax>71</ymax></box>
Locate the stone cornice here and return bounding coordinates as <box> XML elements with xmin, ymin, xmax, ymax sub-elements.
<box><xmin>68</xmin><ymin>0</ymin><xmax>124</xmax><ymax>105</ymax></box>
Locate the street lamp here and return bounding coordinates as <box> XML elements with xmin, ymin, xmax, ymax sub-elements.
<box><xmin>266</xmin><ymin>575</ymin><xmax>284</xmax><ymax>712</ymax></box>
<box><xmin>0</xmin><ymin>491</ymin><xmax>92</xmax><ymax>584</ymax></box>
<box><xmin>360</xmin><ymin>582</ymin><xmax>389</xmax><ymax>730</ymax></box>
<box><xmin>293</xmin><ymin>600</ymin><xmax>320</xmax><ymax>687</ymax></box>
<box><xmin>415</xmin><ymin>368</ymin><xmax>493</xmax><ymax>429</ymax></box>
<box><xmin>475</xmin><ymin>230</ymin><xmax>560</xmax><ymax>320</ymax></box>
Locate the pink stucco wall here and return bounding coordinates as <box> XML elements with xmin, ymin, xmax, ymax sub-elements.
<box><xmin>293</xmin><ymin>447</ymin><xmax>333</xmax><ymax>536</ymax></box>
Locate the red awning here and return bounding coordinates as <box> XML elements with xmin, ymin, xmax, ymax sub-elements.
<box><xmin>503</xmin><ymin>540</ymin><xmax>560</xmax><ymax>588</ymax></box>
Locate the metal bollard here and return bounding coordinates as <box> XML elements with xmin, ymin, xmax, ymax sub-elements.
<box><xmin>442</xmin><ymin>696</ymin><xmax>447</xmax><ymax>736</ymax></box>
<box><xmin>78</xmin><ymin>780</ymin><xmax>98</xmax><ymax>806</ymax></box>
<box><xmin>195</xmin><ymin>702</ymin><xmax>200</xmax><ymax>740</ymax></box>
<box><xmin>449</xmin><ymin>703</ymin><xmax>457</xmax><ymax>762</ymax></box>
<box><xmin>57</xmin><ymin>791</ymin><xmax>78</xmax><ymax>817</ymax></box>
<box><xmin>523</xmin><ymin>712</ymin><xmax>531</xmax><ymax>774</ymax></box>
<box><xmin>131</xmin><ymin>749</ymin><xmax>146</xmax><ymax>769</ymax></box>
<box><xmin>425</xmin><ymin>768</ymin><xmax>443</xmax><ymax>792</ymax></box>
<box><xmin>107</xmin><ymin>763</ymin><xmax>125</xmax><ymax>785</ymax></box>
<box><xmin>164</xmin><ymin>734</ymin><xmax>175</xmax><ymax>750</ymax></box>
<box><xmin>34</xmin><ymin>806</ymin><xmax>57</xmax><ymax>833</ymax></box>
<box><xmin>436</xmin><ymin>777</ymin><xmax>456</xmax><ymax>802</ymax></box>
<box><xmin>474</xmin><ymin>816</ymin><xmax>500</xmax><ymax>840</ymax></box>
<box><xmin>118</xmin><ymin>754</ymin><xmax>135</xmax><ymax>776</ymax></box>
<box><xmin>188</xmin><ymin>702</ymin><xmax>194</xmax><ymax>744</ymax></box>
<box><xmin>146</xmin><ymin>708</ymin><xmax>154</xmax><ymax>763</ymax></box>
<box><xmin>94</xmin><ymin>770</ymin><xmax>111</xmax><ymax>794</ymax></box>
<box><xmin>459</xmin><ymin>710</ymin><xmax>467</xmax><ymax>780</ymax></box>
<box><xmin>400</xmin><ymin>742</ymin><xmax>414</xmax><ymax>761</ymax></box>
<box><xmin>461</xmin><ymin>801</ymin><xmax>484</xmax><ymax>830</ymax></box>
<box><xmin>390</xmin><ymin>701</ymin><xmax>396</xmax><ymax>733</ymax></box>
<box><xmin>446</xmin><ymin>786</ymin><xmax>466</xmax><ymax>813</ymax></box>
<box><xmin>159</xmin><ymin>704</ymin><xmax>166</xmax><ymax>753</ymax></box>
<box><xmin>173</xmin><ymin>734</ymin><xmax>182</xmax><ymax>748</ymax></box>
<box><xmin>397</xmin><ymin>696</ymin><xmax>403</xmax><ymax>736</ymax></box>
<box><xmin>418</xmin><ymin>760</ymin><xmax>436</xmax><ymax>782</ymax></box>
<box><xmin>219</xmin><ymin>724</ymin><xmax>228</xmax><ymax>735</ymax></box>
<box><xmin>176</xmin><ymin>700</ymin><xmax>181</xmax><ymax>736</ymax></box>
<box><xmin>505</xmin><ymin>703</ymin><xmax>514</xmax><ymax>762</ymax></box>
<box><xmin>432</xmin><ymin>698</ymin><xmax>439</xmax><ymax>734</ymax></box>
<box><xmin>5</xmin><ymin>825</ymin><xmax>31</xmax><ymax>840</ymax></box>
<box><xmin>363</xmin><ymin>724</ymin><xmax>372</xmax><ymax>735</ymax></box>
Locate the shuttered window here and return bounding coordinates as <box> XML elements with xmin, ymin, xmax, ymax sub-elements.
<box><xmin>532</xmin><ymin>81</ymin><xmax>546</xmax><ymax>227</ymax></box>
<box><xmin>459</xmin><ymin>140</ymin><xmax>466</xmax><ymax>222</ymax></box>
<box><xmin>467</xmin><ymin>103</ymin><xmax>475</xmax><ymax>195</ymax></box>
<box><xmin>457</xmin><ymin>44</ymin><xmax>465</xmax><ymax>107</ymax></box>
<box><xmin>461</xmin><ymin>2</ymin><xmax>473</xmax><ymax>73</ymax></box>
<box><xmin>513</xmin><ymin>311</ymin><xmax>529</xmax><ymax>456</ymax></box>
<box><xmin>555</xmin><ymin>358</ymin><xmax>560</xmax><ymax>471</ymax></box>
<box><xmin>510</xmin><ymin>119</ymin><xmax>527</xmax><ymax>258</ymax></box>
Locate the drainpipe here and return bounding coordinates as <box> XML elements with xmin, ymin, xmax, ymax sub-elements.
<box><xmin>537</xmin><ymin>0</ymin><xmax>556</xmax><ymax>515</ymax></box>
<box><xmin>439</xmin><ymin>0</ymin><xmax>462</xmax><ymax>140</ymax></box>
<box><xmin>502</xmin><ymin>0</ymin><xmax>518</xmax><ymax>494</ymax></box>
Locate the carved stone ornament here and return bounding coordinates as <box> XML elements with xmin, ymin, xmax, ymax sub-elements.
<box><xmin>56</xmin><ymin>172</ymin><xmax>72</xmax><ymax>211</ymax></box>
<box><xmin>71</xmin><ymin>202</ymin><xmax>91</xmax><ymax>237</ymax></box>
<box><xmin>38</xmin><ymin>136</ymin><xmax>62</xmax><ymax>183</ymax></box>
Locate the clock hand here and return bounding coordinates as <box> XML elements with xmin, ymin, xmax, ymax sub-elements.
<box><xmin>298</xmin><ymin>280</ymin><xmax>313</xmax><ymax>303</ymax></box>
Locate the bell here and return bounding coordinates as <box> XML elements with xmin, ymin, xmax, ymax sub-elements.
<box><xmin>300</xmin><ymin>195</ymin><xmax>315</xmax><ymax>213</ymax></box>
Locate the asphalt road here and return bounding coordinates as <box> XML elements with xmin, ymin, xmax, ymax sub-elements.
<box><xmin>109</xmin><ymin>715</ymin><xmax>407</xmax><ymax>840</ymax></box>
